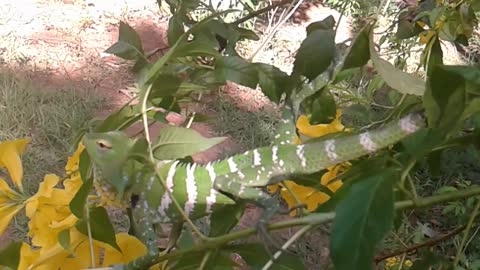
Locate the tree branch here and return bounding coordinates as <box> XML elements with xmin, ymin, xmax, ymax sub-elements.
<box><xmin>374</xmin><ymin>225</ymin><xmax>467</xmax><ymax>263</ymax></box>
<box><xmin>153</xmin><ymin>186</ymin><xmax>480</xmax><ymax>264</ymax></box>
<box><xmin>232</xmin><ymin>0</ymin><xmax>292</xmax><ymax>25</ymax></box>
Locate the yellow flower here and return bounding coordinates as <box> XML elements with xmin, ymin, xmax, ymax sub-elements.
<box><xmin>64</xmin><ymin>143</ymin><xmax>85</xmax><ymax>194</ymax></box>
<box><xmin>268</xmin><ymin>110</ymin><xmax>349</xmax><ymax>215</ymax></box>
<box><xmin>419</xmin><ymin>30</ymin><xmax>435</xmax><ymax>44</ymax></box>
<box><xmin>0</xmin><ymin>138</ymin><xmax>31</xmax><ymax>235</ymax></box>
<box><xmin>385</xmin><ymin>256</ymin><xmax>413</xmax><ymax>269</ymax></box>
<box><xmin>17</xmin><ymin>243</ymin><xmax>40</xmax><ymax>270</ymax></box>
<box><xmin>296</xmin><ymin>110</ymin><xmax>345</xmax><ymax>138</ymax></box>
<box><xmin>65</xmin><ymin>142</ymin><xmax>84</xmax><ymax>175</ymax></box>
<box><xmin>27</xmin><ymin>228</ymin><xmax>147</xmax><ymax>270</ymax></box>
<box><xmin>27</xmin><ymin>187</ymin><xmax>78</xmax><ymax>248</ymax></box>
<box><xmin>0</xmin><ymin>138</ymin><xmax>30</xmax><ymax>190</ymax></box>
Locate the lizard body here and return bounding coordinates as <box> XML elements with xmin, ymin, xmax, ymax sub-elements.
<box><xmin>83</xmin><ymin>112</ymin><xmax>424</xmax><ymax>269</ymax></box>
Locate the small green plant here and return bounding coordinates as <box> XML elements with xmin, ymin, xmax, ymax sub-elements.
<box><xmin>0</xmin><ymin>71</ymin><xmax>100</xmax><ymax>191</ymax></box>
<box><xmin>1</xmin><ymin>0</ymin><xmax>480</xmax><ymax>269</ymax></box>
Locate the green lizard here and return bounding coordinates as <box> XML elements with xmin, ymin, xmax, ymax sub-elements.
<box><xmin>83</xmin><ymin>110</ymin><xmax>425</xmax><ymax>269</ymax></box>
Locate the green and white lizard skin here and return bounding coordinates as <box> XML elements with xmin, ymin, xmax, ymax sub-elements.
<box><xmin>83</xmin><ymin>109</ymin><xmax>425</xmax><ymax>270</ymax></box>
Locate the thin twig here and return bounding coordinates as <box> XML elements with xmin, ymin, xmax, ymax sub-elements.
<box><xmin>454</xmin><ymin>197</ymin><xmax>480</xmax><ymax>266</ymax></box>
<box><xmin>86</xmin><ymin>203</ymin><xmax>96</xmax><ymax>268</ymax></box>
<box><xmin>154</xmin><ymin>187</ymin><xmax>480</xmax><ymax>264</ymax></box>
<box><xmin>262</xmin><ymin>225</ymin><xmax>313</xmax><ymax>270</ymax></box>
<box><xmin>233</xmin><ymin>0</ymin><xmax>292</xmax><ymax>25</ymax></box>
<box><xmin>95</xmin><ymin>186</ymin><xmax>480</xmax><ymax>270</ymax></box>
<box><xmin>375</xmin><ymin>225</ymin><xmax>467</xmax><ymax>263</ymax></box>
<box><xmin>248</xmin><ymin>0</ymin><xmax>304</xmax><ymax>61</ymax></box>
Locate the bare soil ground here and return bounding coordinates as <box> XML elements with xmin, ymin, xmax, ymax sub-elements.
<box><xmin>0</xmin><ymin>0</ymin><xmax>352</xmax><ymax>267</ymax></box>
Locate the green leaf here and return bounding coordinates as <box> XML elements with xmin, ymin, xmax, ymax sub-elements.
<box><xmin>473</xmin><ymin>0</ymin><xmax>480</xmax><ymax>11</ymax></box>
<box><xmin>150</xmin><ymin>74</ymin><xmax>182</xmax><ymax>97</ymax></box>
<box><xmin>152</xmin><ymin>126</ymin><xmax>226</xmax><ymax>160</ymax></box>
<box><xmin>210</xmin><ymin>202</ymin><xmax>246</xmax><ymax>237</ymax></box>
<box><xmin>105</xmin><ymin>21</ymin><xmax>144</xmax><ymax>60</ymax></box>
<box><xmin>175</xmin><ymin>41</ymin><xmax>222</xmax><ymax>58</ymax></box>
<box><xmin>227</xmin><ymin>243</ymin><xmax>306</xmax><ymax>270</ymax></box>
<box><xmin>424</xmin><ymin>36</ymin><xmax>443</xmax><ymax>76</ymax></box>
<box><xmin>427</xmin><ymin>150</ymin><xmax>442</xmax><ymax>177</ymax></box>
<box><xmin>423</xmin><ymin>65</ymin><xmax>465</xmax><ymax>130</ymax></box>
<box><xmin>292</xmin><ymin>72</ymin><xmax>329</xmax><ymax>114</ymax></box>
<box><xmin>58</xmin><ymin>229</ymin><xmax>71</xmax><ymax>251</ymax></box>
<box><xmin>168</xmin><ymin>14</ymin><xmax>185</xmax><ymax>46</ymax></box>
<box><xmin>178</xmin><ymin>227</ymin><xmax>195</xmax><ymax>249</ymax></box>
<box><xmin>190</xmin><ymin>69</ymin><xmax>226</xmax><ymax>89</ymax></box>
<box><xmin>153</xmin><ymin>96</ymin><xmax>182</xmax><ymax>113</ymax></box>
<box><xmin>69</xmin><ymin>177</ymin><xmax>92</xmax><ymax>218</ymax></box>
<box><xmin>76</xmin><ymin>206</ymin><xmax>121</xmax><ymax>251</ymax></box>
<box><xmin>95</xmin><ymin>104</ymin><xmax>141</xmax><ymax>132</ymax></box>
<box><xmin>369</xmin><ymin>27</ymin><xmax>425</xmax><ymax>96</ymax></box>
<box><xmin>293</xmin><ymin>28</ymin><xmax>335</xmax><ymax>80</ymax></box>
<box><xmin>255</xmin><ymin>63</ymin><xmax>289</xmax><ymax>103</ymax></box>
<box><xmin>396</xmin><ymin>18</ymin><xmax>424</xmax><ymax>39</ymax></box>
<box><xmin>215</xmin><ymin>56</ymin><xmax>259</xmax><ymax>88</ymax></box>
<box><xmin>222</xmin><ymin>24</ymin><xmax>259</xmax><ymax>55</ymax></box>
<box><xmin>306</xmin><ymin>15</ymin><xmax>335</xmax><ymax>35</ymax></box>
<box><xmin>462</xmin><ymin>98</ymin><xmax>480</xmax><ymax>121</ymax></box>
<box><xmin>442</xmin><ymin>65</ymin><xmax>480</xmax><ymax>85</ymax></box>
<box><xmin>234</xmin><ymin>26</ymin><xmax>259</xmax><ymax>41</ymax></box>
<box><xmin>0</xmin><ymin>242</ymin><xmax>21</xmax><ymax>269</ymax></box>
<box><xmin>341</xmin><ymin>22</ymin><xmax>373</xmax><ymax>70</ymax></box>
<box><xmin>289</xmin><ymin>170</ymin><xmax>334</xmax><ymax>196</ymax></box>
<box><xmin>301</xmin><ymin>88</ymin><xmax>337</xmax><ymax>124</ymax></box>
<box><xmin>146</xmin><ymin>10</ymin><xmax>238</xmax><ymax>85</ymax></box>
<box><xmin>401</xmin><ymin>128</ymin><xmax>445</xmax><ymax>159</ymax></box>
<box><xmin>78</xmin><ymin>150</ymin><xmax>91</xmax><ymax>183</ymax></box>
<box><xmin>331</xmin><ymin>170</ymin><xmax>397</xmax><ymax>270</ymax></box>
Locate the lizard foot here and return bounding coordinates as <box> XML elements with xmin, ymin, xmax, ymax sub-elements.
<box><xmin>256</xmin><ymin>220</ymin><xmax>282</xmax><ymax>257</ymax></box>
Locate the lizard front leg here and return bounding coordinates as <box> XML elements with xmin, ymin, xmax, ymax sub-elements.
<box><xmin>117</xmin><ymin>199</ymin><xmax>159</xmax><ymax>270</ymax></box>
<box><xmin>213</xmin><ymin>170</ymin><xmax>282</xmax><ymax>253</ymax></box>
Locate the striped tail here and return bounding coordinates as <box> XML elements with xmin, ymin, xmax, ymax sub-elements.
<box><xmin>279</xmin><ymin>112</ymin><xmax>425</xmax><ymax>175</ymax></box>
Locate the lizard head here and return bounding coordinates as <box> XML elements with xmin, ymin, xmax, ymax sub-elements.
<box><xmin>83</xmin><ymin>131</ymin><xmax>136</xmax><ymax>199</ymax></box>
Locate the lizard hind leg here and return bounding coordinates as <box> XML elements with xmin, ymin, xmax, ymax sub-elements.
<box><xmin>120</xmin><ymin>203</ymin><xmax>160</xmax><ymax>270</ymax></box>
<box><xmin>213</xmin><ymin>175</ymin><xmax>282</xmax><ymax>255</ymax></box>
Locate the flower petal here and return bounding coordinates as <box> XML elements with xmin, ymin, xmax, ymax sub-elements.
<box><xmin>0</xmin><ymin>138</ymin><xmax>30</xmax><ymax>190</ymax></box>
<box><xmin>296</xmin><ymin>110</ymin><xmax>344</xmax><ymax>138</ymax></box>
<box><xmin>102</xmin><ymin>233</ymin><xmax>147</xmax><ymax>266</ymax></box>
<box><xmin>65</xmin><ymin>143</ymin><xmax>84</xmax><ymax>174</ymax></box>
<box><xmin>0</xmin><ymin>204</ymin><xmax>23</xmax><ymax>235</ymax></box>
<box><xmin>25</xmin><ymin>174</ymin><xmax>60</xmax><ymax>218</ymax></box>
<box><xmin>17</xmin><ymin>243</ymin><xmax>40</xmax><ymax>270</ymax></box>
<box><xmin>0</xmin><ymin>178</ymin><xmax>18</xmax><ymax>203</ymax></box>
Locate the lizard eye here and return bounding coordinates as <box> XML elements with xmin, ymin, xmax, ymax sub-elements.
<box><xmin>96</xmin><ymin>140</ymin><xmax>112</xmax><ymax>149</ymax></box>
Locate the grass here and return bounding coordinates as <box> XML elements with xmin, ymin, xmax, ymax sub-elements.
<box><xmin>0</xmin><ymin>70</ymin><xmax>101</xmax><ymax>242</ymax></box>
<box><xmin>0</xmin><ymin>71</ymin><xmax>101</xmax><ymax>193</ymax></box>
<box><xmin>211</xmin><ymin>95</ymin><xmax>280</xmax><ymax>154</ymax></box>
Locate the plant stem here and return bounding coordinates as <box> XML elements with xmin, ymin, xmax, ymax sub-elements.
<box><xmin>141</xmin><ymin>85</ymin><xmax>207</xmax><ymax>240</ymax></box>
<box><xmin>248</xmin><ymin>0</ymin><xmax>304</xmax><ymax>61</ymax></box>
<box><xmin>153</xmin><ymin>186</ymin><xmax>480</xmax><ymax>264</ymax></box>
<box><xmin>233</xmin><ymin>0</ymin><xmax>292</xmax><ymax>25</ymax></box>
<box><xmin>453</xmin><ymin>197</ymin><xmax>480</xmax><ymax>266</ymax></box>
<box><xmin>375</xmin><ymin>225</ymin><xmax>467</xmax><ymax>263</ymax></box>
<box><xmin>262</xmin><ymin>224</ymin><xmax>313</xmax><ymax>270</ymax></box>
<box><xmin>85</xmin><ymin>204</ymin><xmax>96</xmax><ymax>268</ymax></box>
